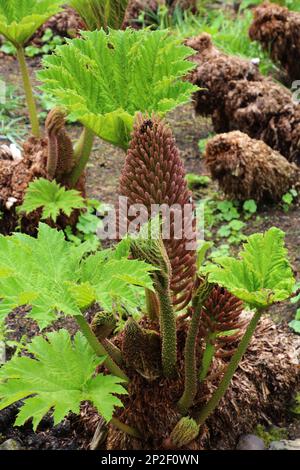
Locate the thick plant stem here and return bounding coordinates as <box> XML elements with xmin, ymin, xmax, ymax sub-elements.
<box><xmin>199</xmin><ymin>340</ymin><xmax>215</xmax><ymax>382</ymax></box>
<box><xmin>16</xmin><ymin>46</ymin><xmax>40</xmax><ymax>138</ymax></box>
<box><xmin>75</xmin><ymin>315</ymin><xmax>128</xmax><ymax>382</ymax></box>
<box><xmin>195</xmin><ymin>310</ymin><xmax>261</xmax><ymax>425</ymax></box>
<box><xmin>145</xmin><ymin>288</ymin><xmax>160</xmax><ymax>321</ymax></box>
<box><xmin>102</xmin><ymin>338</ymin><xmax>123</xmax><ymax>365</ymax></box>
<box><xmin>111</xmin><ymin>418</ymin><xmax>141</xmax><ymax>439</ymax></box>
<box><xmin>177</xmin><ymin>306</ymin><xmax>202</xmax><ymax>414</ymax></box>
<box><xmin>70</xmin><ymin>127</ymin><xmax>95</xmax><ymax>186</ymax></box>
<box><xmin>177</xmin><ymin>282</ymin><xmax>213</xmax><ymax>415</ymax></box>
<box><xmin>157</xmin><ymin>287</ymin><xmax>177</xmax><ymax>378</ymax></box>
<box><xmin>130</xmin><ymin>237</ymin><xmax>176</xmax><ymax>377</ymax></box>
<box><xmin>73</xmin><ymin>128</ymin><xmax>87</xmax><ymax>160</ymax></box>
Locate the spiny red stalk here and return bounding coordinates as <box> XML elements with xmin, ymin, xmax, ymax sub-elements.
<box><xmin>119</xmin><ymin>114</ymin><xmax>197</xmax><ymax>310</ymax></box>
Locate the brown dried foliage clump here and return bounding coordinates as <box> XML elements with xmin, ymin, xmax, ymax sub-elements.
<box><xmin>105</xmin><ymin>316</ymin><xmax>300</xmax><ymax>450</ymax></box>
<box><xmin>249</xmin><ymin>2</ymin><xmax>300</xmax><ymax>84</ymax></box>
<box><xmin>0</xmin><ymin>137</ymin><xmax>47</xmax><ymax>234</ymax></box>
<box><xmin>29</xmin><ymin>5</ymin><xmax>85</xmax><ymax>46</ymax></box>
<box><xmin>0</xmin><ymin>137</ymin><xmax>48</xmax><ymax>208</ymax></box>
<box><xmin>187</xmin><ymin>33</ymin><xmax>300</xmax><ymax>165</ymax></box>
<box><xmin>186</xmin><ymin>33</ymin><xmax>261</xmax><ymax>117</ymax></box>
<box><xmin>119</xmin><ymin>114</ymin><xmax>197</xmax><ymax>310</ymax></box>
<box><xmin>205</xmin><ymin>131</ymin><xmax>299</xmax><ymax>202</ymax></box>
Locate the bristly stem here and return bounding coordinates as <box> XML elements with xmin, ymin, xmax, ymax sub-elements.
<box><xmin>157</xmin><ymin>286</ymin><xmax>177</xmax><ymax>378</ymax></box>
<box><xmin>177</xmin><ymin>281</ymin><xmax>213</xmax><ymax>415</ymax></box>
<box><xmin>75</xmin><ymin>315</ymin><xmax>128</xmax><ymax>382</ymax></box>
<box><xmin>145</xmin><ymin>289</ymin><xmax>160</xmax><ymax>321</ymax></box>
<box><xmin>70</xmin><ymin>127</ymin><xmax>95</xmax><ymax>186</ymax></box>
<box><xmin>195</xmin><ymin>310</ymin><xmax>261</xmax><ymax>425</ymax></box>
<box><xmin>130</xmin><ymin>237</ymin><xmax>176</xmax><ymax>377</ymax></box>
<box><xmin>102</xmin><ymin>338</ymin><xmax>123</xmax><ymax>365</ymax></box>
<box><xmin>16</xmin><ymin>46</ymin><xmax>40</xmax><ymax>138</ymax></box>
<box><xmin>199</xmin><ymin>339</ymin><xmax>215</xmax><ymax>383</ymax></box>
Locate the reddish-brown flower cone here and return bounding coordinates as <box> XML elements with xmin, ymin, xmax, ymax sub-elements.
<box><xmin>119</xmin><ymin>114</ymin><xmax>197</xmax><ymax>310</ymax></box>
<box><xmin>200</xmin><ymin>286</ymin><xmax>246</xmax><ymax>358</ymax></box>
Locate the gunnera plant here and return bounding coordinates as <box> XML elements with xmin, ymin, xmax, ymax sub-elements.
<box><xmin>0</xmin><ymin>114</ymin><xmax>298</xmax><ymax>450</ymax></box>
<box><xmin>205</xmin><ymin>131</ymin><xmax>300</xmax><ymax>203</ymax></box>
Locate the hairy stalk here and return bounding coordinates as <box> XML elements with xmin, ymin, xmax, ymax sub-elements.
<box><xmin>102</xmin><ymin>338</ymin><xmax>123</xmax><ymax>365</ymax></box>
<box><xmin>73</xmin><ymin>128</ymin><xmax>87</xmax><ymax>160</ymax></box>
<box><xmin>70</xmin><ymin>127</ymin><xmax>95</xmax><ymax>186</ymax></box>
<box><xmin>145</xmin><ymin>289</ymin><xmax>160</xmax><ymax>321</ymax></box>
<box><xmin>75</xmin><ymin>315</ymin><xmax>128</xmax><ymax>382</ymax></box>
<box><xmin>157</xmin><ymin>286</ymin><xmax>177</xmax><ymax>377</ymax></box>
<box><xmin>131</xmin><ymin>238</ymin><xmax>177</xmax><ymax>377</ymax></box>
<box><xmin>111</xmin><ymin>417</ymin><xmax>141</xmax><ymax>439</ymax></box>
<box><xmin>199</xmin><ymin>339</ymin><xmax>215</xmax><ymax>382</ymax></box>
<box><xmin>177</xmin><ymin>280</ymin><xmax>213</xmax><ymax>415</ymax></box>
<box><xmin>91</xmin><ymin>311</ymin><xmax>123</xmax><ymax>366</ymax></box>
<box><xmin>195</xmin><ymin>310</ymin><xmax>261</xmax><ymax>425</ymax></box>
<box><xmin>16</xmin><ymin>46</ymin><xmax>40</xmax><ymax>138</ymax></box>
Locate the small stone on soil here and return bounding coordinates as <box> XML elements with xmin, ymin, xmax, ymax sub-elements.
<box><xmin>0</xmin><ymin>439</ymin><xmax>23</xmax><ymax>450</ymax></box>
<box><xmin>236</xmin><ymin>434</ymin><xmax>266</xmax><ymax>450</ymax></box>
<box><xmin>269</xmin><ymin>438</ymin><xmax>300</xmax><ymax>450</ymax></box>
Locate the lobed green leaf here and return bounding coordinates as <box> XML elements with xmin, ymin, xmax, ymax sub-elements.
<box><xmin>38</xmin><ymin>29</ymin><xmax>198</xmax><ymax>148</ymax></box>
<box><xmin>0</xmin><ymin>0</ymin><xmax>62</xmax><ymax>46</ymax></box>
<box><xmin>205</xmin><ymin>227</ymin><xmax>295</xmax><ymax>309</ymax></box>
<box><xmin>18</xmin><ymin>178</ymin><xmax>86</xmax><ymax>223</ymax></box>
<box><xmin>0</xmin><ymin>329</ymin><xmax>127</xmax><ymax>429</ymax></box>
<box><xmin>0</xmin><ymin>223</ymin><xmax>156</xmax><ymax>329</ymax></box>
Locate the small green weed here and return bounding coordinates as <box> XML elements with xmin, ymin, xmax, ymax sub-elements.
<box><xmin>0</xmin><ymin>28</ymin><xmax>65</xmax><ymax>58</ymax></box>
<box><xmin>289</xmin><ymin>282</ymin><xmax>300</xmax><ymax>334</ymax></box>
<box><xmin>281</xmin><ymin>188</ymin><xmax>298</xmax><ymax>213</ymax></box>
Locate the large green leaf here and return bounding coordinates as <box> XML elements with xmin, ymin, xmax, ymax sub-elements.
<box><xmin>0</xmin><ymin>223</ymin><xmax>155</xmax><ymax>329</ymax></box>
<box><xmin>38</xmin><ymin>29</ymin><xmax>198</xmax><ymax>148</ymax></box>
<box><xmin>0</xmin><ymin>0</ymin><xmax>62</xmax><ymax>46</ymax></box>
<box><xmin>0</xmin><ymin>329</ymin><xmax>127</xmax><ymax>429</ymax></box>
<box><xmin>206</xmin><ymin>227</ymin><xmax>295</xmax><ymax>309</ymax></box>
<box><xmin>18</xmin><ymin>178</ymin><xmax>86</xmax><ymax>222</ymax></box>
<box><xmin>70</xmin><ymin>0</ymin><xmax>128</xmax><ymax>31</ymax></box>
